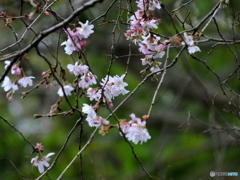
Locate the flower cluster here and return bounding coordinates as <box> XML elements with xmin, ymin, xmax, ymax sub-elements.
<box><xmin>86</xmin><ymin>74</ymin><xmax>129</xmax><ymax>107</ymax></box>
<box><xmin>31</xmin><ymin>143</ymin><xmax>55</xmax><ymax>173</ymax></box>
<box><xmin>61</xmin><ymin>21</ymin><xmax>94</xmax><ymax>55</ymax></box>
<box><xmin>125</xmin><ymin>1</ymin><xmax>201</xmax><ymax>73</ymax></box>
<box><xmin>82</xmin><ymin>103</ymin><xmax>109</xmax><ymax>127</ymax></box>
<box><xmin>57</xmin><ymin>62</ymin><xmax>97</xmax><ymax>97</ymax></box>
<box><xmin>182</xmin><ymin>32</ymin><xmax>201</xmax><ymax>54</ymax></box>
<box><xmin>1</xmin><ymin>61</ymin><xmax>35</xmax><ymax>102</ymax></box>
<box><xmin>125</xmin><ymin>0</ymin><xmax>166</xmax><ymax>73</ymax></box>
<box><xmin>125</xmin><ymin>0</ymin><xmax>161</xmax><ymax>42</ymax></box>
<box><xmin>59</xmin><ymin>17</ymin><xmax>151</xmax><ymax>144</ymax></box>
<box><xmin>67</xmin><ymin>62</ymin><xmax>97</xmax><ymax>89</ymax></box>
<box><xmin>119</xmin><ymin>114</ymin><xmax>151</xmax><ymax>144</ymax></box>
<box><xmin>61</xmin><ymin>19</ymin><xmax>151</xmax><ymax>145</ymax></box>
<box><xmin>82</xmin><ymin>74</ymin><xmax>129</xmax><ymax>127</ymax></box>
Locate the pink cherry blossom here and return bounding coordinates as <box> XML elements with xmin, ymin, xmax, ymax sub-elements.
<box><xmin>1</xmin><ymin>76</ymin><xmax>18</xmax><ymax>92</ymax></box>
<box><xmin>149</xmin><ymin>0</ymin><xmax>161</xmax><ymax>11</ymax></box>
<box><xmin>119</xmin><ymin>120</ymin><xmax>131</xmax><ymax>134</ymax></box>
<box><xmin>182</xmin><ymin>32</ymin><xmax>194</xmax><ymax>46</ymax></box>
<box><xmin>57</xmin><ymin>85</ymin><xmax>74</xmax><ymax>97</ymax></box>
<box><xmin>136</xmin><ymin>0</ymin><xmax>161</xmax><ymax>11</ymax></box>
<box><xmin>18</xmin><ymin>76</ymin><xmax>35</xmax><ymax>87</ymax></box>
<box><xmin>100</xmin><ymin>74</ymin><xmax>129</xmax><ymax>100</ymax></box>
<box><xmin>140</xmin><ymin>57</ymin><xmax>150</xmax><ymax>65</ymax></box>
<box><xmin>67</xmin><ymin>62</ymin><xmax>89</xmax><ymax>76</ymax></box>
<box><xmin>87</xmin><ymin>88</ymin><xmax>102</xmax><ymax>101</ymax></box>
<box><xmin>86</xmin><ymin>115</ymin><xmax>109</xmax><ymax>127</ymax></box>
<box><xmin>77</xmin><ymin>20</ymin><xmax>94</xmax><ymax>39</ymax></box>
<box><xmin>61</xmin><ymin>21</ymin><xmax>94</xmax><ymax>55</ymax></box>
<box><xmin>125</xmin><ymin>124</ymin><xmax>151</xmax><ymax>144</ymax></box>
<box><xmin>4</xmin><ymin>60</ymin><xmax>10</xmax><ymax>69</ymax></box>
<box><xmin>150</xmin><ymin>65</ymin><xmax>161</xmax><ymax>73</ymax></box>
<box><xmin>61</xmin><ymin>38</ymin><xmax>80</xmax><ymax>55</ymax></box>
<box><xmin>6</xmin><ymin>91</ymin><xmax>14</xmax><ymax>103</ymax></box>
<box><xmin>140</xmin><ymin>19</ymin><xmax>159</xmax><ymax>30</ymax></box>
<box><xmin>31</xmin><ymin>152</ymin><xmax>55</xmax><ymax>173</ymax></box>
<box><xmin>11</xmin><ymin>64</ymin><xmax>21</xmax><ymax>76</ymax></box>
<box><xmin>126</xmin><ymin>113</ymin><xmax>151</xmax><ymax>144</ymax></box>
<box><xmin>119</xmin><ymin>114</ymin><xmax>151</xmax><ymax>144</ymax></box>
<box><xmin>138</xmin><ymin>43</ymin><xmax>152</xmax><ymax>57</ymax></box>
<box><xmin>125</xmin><ymin>0</ymin><xmax>166</xmax><ymax>73</ymax></box>
<box><xmin>82</xmin><ymin>103</ymin><xmax>109</xmax><ymax>127</ymax></box>
<box><xmin>65</xmin><ymin>27</ymin><xmax>79</xmax><ymax>39</ymax></box>
<box><xmin>188</xmin><ymin>45</ymin><xmax>201</xmax><ymax>54</ymax></box>
<box><xmin>82</xmin><ymin>103</ymin><xmax>97</xmax><ymax>118</ymax></box>
<box><xmin>78</xmin><ymin>72</ymin><xmax>97</xmax><ymax>89</ymax></box>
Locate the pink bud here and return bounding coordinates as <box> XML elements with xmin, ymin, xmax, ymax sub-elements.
<box><xmin>6</xmin><ymin>92</ymin><xmax>13</xmax><ymax>103</ymax></box>
<box><xmin>80</xmin><ymin>40</ymin><xmax>87</xmax><ymax>47</ymax></box>
<box><xmin>107</xmin><ymin>100</ymin><xmax>113</xmax><ymax>108</ymax></box>
<box><xmin>8</xmin><ymin>97</ymin><xmax>13</xmax><ymax>103</ymax></box>
<box><xmin>53</xmin><ymin>81</ymin><xmax>58</xmax><ymax>86</ymax></box>
<box><xmin>44</xmin><ymin>11</ymin><xmax>50</xmax><ymax>16</ymax></box>
<box><xmin>11</xmin><ymin>65</ymin><xmax>21</xmax><ymax>76</ymax></box>
<box><xmin>0</xmin><ymin>12</ymin><xmax>6</xmax><ymax>16</ymax></box>
<box><xmin>28</xmin><ymin>11</ymin><xmax>35</xmax><ymax>20</ymax></box>
<box><xmin>41</xmin><ymin>71</ymin><xmax>47</xmax><ymax>76</ymax></box>
<box><xmin>46</xmin><ymin>84</ymin><xmax>51</xmax><ymax>89</ymax></box>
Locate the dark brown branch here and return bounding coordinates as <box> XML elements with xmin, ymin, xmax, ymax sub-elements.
<box><xmin>0</xmin><ymin>0</ymin><xmax>104</xmax><ymax>83</ymax></box>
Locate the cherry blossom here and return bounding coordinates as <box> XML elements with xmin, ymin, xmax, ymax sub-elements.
<box><xmin>125</xmin><ymin>0</ymin><xmax>166</xmax><ymax>73</ymax></box>
<box><xmin>127</xmin><ymin>114</ymin><xmax>151</xmax><ymax>144</ymax></box>
<box><xmin>61</xmin><ymin>21</ymin><xmax>94</xmax><ymax>55</ymax></box>
<box><xmin>67</xmin><ymin>62</ymin><xmax>89</xmax><ymax>76</ymax></box>
<box><xmin>6</xmin><ymin>91</ymin><xmax>14</xmax><ymax>103</ymax></box>
<box><xmin>78</xmin><ymin>72</ymin><xmax>97</xmax><ymax>89</ymax></box>
<box><xmin>119</xmin><ymin>114</ymin><xmax>151</xmax><ymax>144</ymax></box>
<box><xmin>57</xmin><ymin>85</ymin><xmax>74</xmax><ymax>97</ymax></box>
<box><xmin>4</xmin><ymin>60</ymin><xmax>10</xmax><ymax>69</ymax></box>
<box><xmin>140</xmin><ymin>57</ymin><xmax>150</xmax><ymax>65</ymax></box>
<box><xmin>82</xmin><ymin>103</ymin><xmax>97</xmax><ymax>118</ymax></box>
<box><xmin>181</xmin><ymin>32</ymin><xmax>201</xmax><ymax>54</ymax></box>
<box><xmin>61</xmin><ymin>38</ymin><xmax>79</xmax><ymax>55</ymax></box>
<box><xmin>12</xmin><ymin>64</ymin><xmax>22</xmax><ymax>76</ymax></box>
<box><xmin>119</xmin><ymin>119</ymin><xmax>131</xmax><ymax>134</ymax></box>
<box><xmin>82</xmin><ymin>103</ymin><xmax>109</xmax><ymax>127</ymax></box>
<box><xmin>140</xmin><ymin>19</ymin><xmax>159</xmax><ymax>30</ymax></box>
<box><xmin>66</xmin><ymin>63</ymin><xmax>97</xmax><ymax>89</ymax></box>
<box><xmin>100</xmin><ymin>74</ymin><xmax>129</xmax><ymax>100</ymax></box>
<box><xmin>150</xmin><ymin>64</ymin><xmax>161</xmax><ymax>73</ymax></box>
<box><xmin>86</xmin><ymin>115</ymin><xmax>109</xmax><ymax>127</ymax></box>
<box><xmin>136</xmin><ymin>0</ymin><xmax>161</xmax><ymax>11</ymax></box>
<box><xmin>188</xmin><ymin>45</ymin><xmax>201</xmax><ymax>54</ymax></box>
<box><xmin>85</xmin><ymin>74</ymin><xmax>129</xmax><ymax>108</ymax></box>
<box><xmin>5</xmin><ymin>61</ymin><xmax>22</xmax><ymax>76</ymax></box>
<box><xmin>182</xmin><ymin>32</ymin><xmax>194</xmax><ymax>46</ymax></box>
<box><xmin>31</xmin><ymin>152</ymin><xmax>55</xmax><ymax>173</ymax></box>
<box><xmin>1</xmin><ymin>76</ymin><xmax>18</xmax><ymax>92</ymax></box>
<box><xmin>86</xmin><ymin>87</ymin><xmax>102</xmax><ymax>101</ymax></box>
<box><xmin>77</xmin><ymin>20</ymin><xmax>94</xmax><ymax>39</ymax></box>
<box><xmin>125</xmin><ymin>123</ymin><xmax>151</xmax><ymax>144</ymax></box>
<box><xmin>18</xmin><ymin>76</ymin><xmax>35</xmax><ymax>87</ymax></box>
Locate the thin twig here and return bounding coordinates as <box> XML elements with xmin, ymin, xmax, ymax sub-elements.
<box><xmin>56</xmin><ymin>127</ymin><xmax>98</xmax><ymax>180</ymax></box>
<box><xmin>147</xmin><ymin>45</ymin><xmax>170</xmax><ymax>116</ymax></box>
<box><xmin>0</xmin><ymin>0</ymin><xmax>105</xmax><ymax>82</ymax></box>
<box><xmin>0</xmin><ymin>116</ymin><xmax>34</xmax><ymax>149</ymax></box>
<box><xmin>36</xmin><ymin>116</ymin><xmax>83</xmax><ymax>180</ymax></box>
